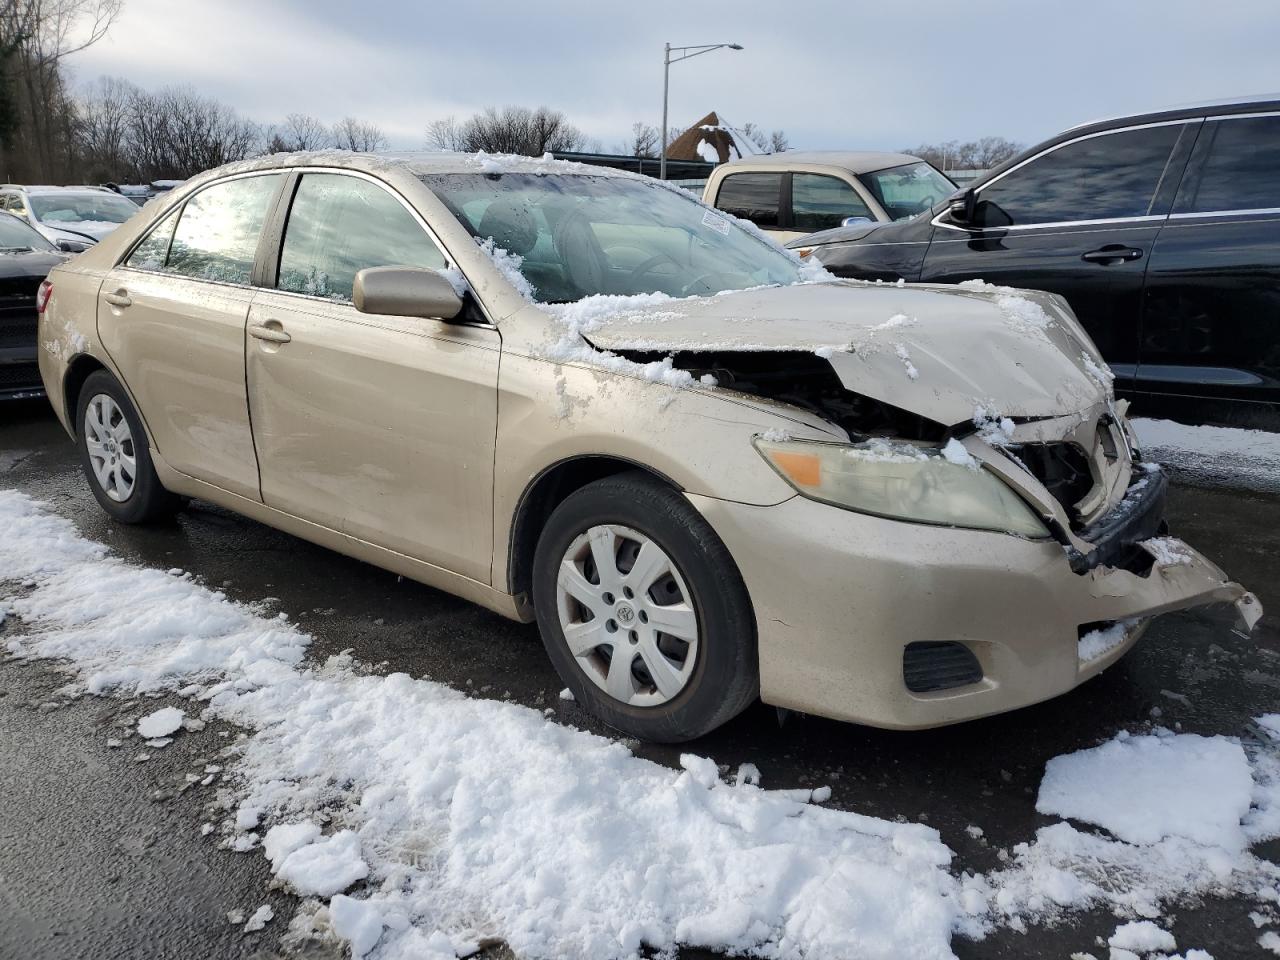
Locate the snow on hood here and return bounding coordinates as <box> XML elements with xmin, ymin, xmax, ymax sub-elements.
<box><xmin>575</xmin><ymin>280</ymin><xmax>1111</xmax><ymax>426</ymax></box>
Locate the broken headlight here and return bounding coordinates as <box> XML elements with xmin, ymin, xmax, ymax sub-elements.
<box><xmin>753</xmin><ymin>436</ymin><xmax>1048</xmax><ymax>537</ymax></box>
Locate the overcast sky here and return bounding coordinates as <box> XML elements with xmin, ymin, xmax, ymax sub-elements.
<box><xmin>71</xmin><ymin>0</ymin><xmax>1279</xmax><ymax>153</ymax></box>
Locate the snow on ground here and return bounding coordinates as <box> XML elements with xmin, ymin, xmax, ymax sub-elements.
<box><xmin>3</xmin><ymin>489</ymin><xmax>1280</xmax><ymax>959</ymax></box>
<box><xmin>1133</xmin><ymin>418</ymin><xmax>1280</xmax><ymax>494</ymax></box>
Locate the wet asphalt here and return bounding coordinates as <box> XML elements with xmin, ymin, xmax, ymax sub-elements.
<box><xmin>1</xmin><ymin>396</ymin><xmax>1278</xmax><ymax>960</ymax></box>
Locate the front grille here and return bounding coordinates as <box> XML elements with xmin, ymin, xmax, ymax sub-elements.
<box><xmin>903</xmin><ymin>642</ymin><xmax>983</xmax><ymax>693</ymax></box>
<box><xmin>1007</xmin><ymin>441</ymin><xmax>1093</xmax><ymax>522</ymax></box>
<box><xmin>0</xmin><ymin>292</ymin><xmax>38</xmax><ymax>348</ymax></box>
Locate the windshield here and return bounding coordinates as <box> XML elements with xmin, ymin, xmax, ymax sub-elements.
<box><xmin>422</xmin><ymin>173</ymin><xmax>804</xmax><ymax>303</ymax></box>
<box><xmin>0</xmin><ymin>213</ymin><xmax>55</xmax><ymax>252</ymax></box>
<box><xmin>858</xmin><ymin>162</ymin><xmax>956</xmax><ymax>221</ymax></box>
<box><xmin>29</xmin><ymin>192</ymin><xmax>139</xmax><ymax>225</ymax></box>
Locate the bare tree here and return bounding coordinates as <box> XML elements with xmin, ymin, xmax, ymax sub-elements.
<box><xmin>0</xmin><ymin>0</ymin><xmax>122</xmax><ymax>180</ymax></box>
<box><xmin>74</xmin><ymin>74</ymin><xmax>134</xmax><ymax>180</ymax></box>
<box><xmin>425</xmin><ymin>105</ymin><xmax>585</xmax><ymax>156</ymax></box>
<box><xmin>264</xmin><ymin>112</ymin><xmax>330</xmax><ymax>153</ymax></box>
<box><xmin>904</xmin><ymin>137</ymin><xmax>1023</xmax><ymax>172</ymax></box>
<box><xmin>617</xmin><ymin>121</ymin><xmax>658</xmax><ymax>158</ymax></box>
<box><xmin>737</xmin><ymin>121</ymin><xmax>789</xmax><ymax>156</ymax></box>
<box><xmin>332</xmin><ymin>116</ymin><xmax>387</xmax><ymax>152</ymax></box>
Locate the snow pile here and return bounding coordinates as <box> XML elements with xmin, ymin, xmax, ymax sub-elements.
<box><xmin>1109</xmin><ymin>920</ymin><xmax>1177</xmax><ymax>954</ymax></box>
<box><xmin>6</xmin><ymin>491</ymin><xmax>1280</xmax><ymax>959</ymax></box>
<box><xmin>1132</xmin><ymin>419</ymin><xmax>1280</xmax><ymax>494</ymax></box>
<box><xmin>0</xmin><ymin>491</ymin><xmax>967</xmax><ymax>960</ymax></box>
<box><xmin>973</xmin><ymin>405</ymin><xmax>1016</xmax><ymax>446</ymax></box>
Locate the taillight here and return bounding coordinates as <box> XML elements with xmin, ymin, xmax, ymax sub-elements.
<box><xmin>36</xmin><ymin>280</ymin><xmax>52</xmax><ymax>314</ymax></box>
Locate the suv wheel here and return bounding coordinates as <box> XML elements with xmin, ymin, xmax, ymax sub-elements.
<box><xmin>533</xmin><ymin>472</ymin><xmax>757</xmax><ymax>742</ymax></box>
<box><xmin>76</xmin><ymin>369</ymin><xmax>181</xmax><ymax>524</ymax></box>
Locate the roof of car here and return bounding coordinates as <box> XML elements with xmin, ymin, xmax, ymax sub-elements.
<box><xmin>716</xmin><ymin>151</ymin><xmax>923</xmax><ymax>173</ymax></box>
<box><xmin>1065</xmin><ymin>92</ymin><xmax>1280</xmax><ymax>133</ymax></box>
<box><xmin>208</xmin><ymin>150</ymin><xmax>643</xmax><ymax>182</ymax></box>
<box><xmin>1</xmin><ymin>184</ymin><xmax>115</xmax><ymax>194</ymax></box>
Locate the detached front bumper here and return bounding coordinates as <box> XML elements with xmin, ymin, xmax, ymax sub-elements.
<box><xmin>689</xmin><ymin>492</ymin><xmax>1260</xmax><ymax>729</ymax></box>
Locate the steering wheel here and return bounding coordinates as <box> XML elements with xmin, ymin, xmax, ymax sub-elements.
<box><xmin>625</xmin><ymin>252</ymin><xmax>686</xmax><ymax>289</ymax></box>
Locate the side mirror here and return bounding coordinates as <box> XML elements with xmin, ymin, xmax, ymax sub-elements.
<box><xmin>840</xmin><ymin>216</ymin><xmax>873</xmax><ymax>227</ymax></box>
<box><xmin>353</xmin><ymin>266</ymin><xmax>464</xmax><ymax>321</ymax></box>
<box><xmin>947</xmin><ymin>189</ymin><xmax>977</xmax><ymax>225</ymax></box>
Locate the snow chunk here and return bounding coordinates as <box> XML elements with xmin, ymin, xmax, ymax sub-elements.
<box><xmin>1143</xmin><ymin>537</ymin><xmax>1193</xmax><ymax>567</ymax></box>
<box><xmin>243</xmin><ymin>904</ymin><xmax>274</xmax><ymax>932</ymax></box>
<box><xmin>137</xmin><ymin>706</ymin><xmax>184</xmax><ymax>739</ymax></box>
<box><xmin>941</xmin><ymin>438</ymin><xmax>977</xmax><ymax>469</ymax></box>
<box><xmin>475</xmin><ymin>236</ymin><xmax>535</xmax><ymax>301</ymax></box>
<box><xmin>1109</xmin><ymin>919</ymin><xmax>1176</xmax><ymax>953</ymax></box>
<box><xmin>329</xmin><ymin>895</ymin><xmax>386</xmax><ymax>958</ymax></box>
<box><xmin>1037</xmin><ymin>731</ymin><xmax>1254</xmax><ymax>849</ymax></box>
<box><xmin>558</xmin><ymin>686</ymin><xmax>574</xmax><ymax>702</ymax></box>
<box><xmin>895</xmin><ymin>343</ymin><xmax>919</xmax><ymax>380</ymax></box>
<box><xmin>269</xmin><ymin>829</ymin><xmax>368</xmax><ymax>897</ymax></box>
<box><xmin>973</xmin><ymin>405</ymin><xmax>1015</xmax><ymax>446</ymax></box>
<box><xmin>1078</xmin><ymin>621</ymin><xmax>1132</xmax><ymax>662</ymax></box>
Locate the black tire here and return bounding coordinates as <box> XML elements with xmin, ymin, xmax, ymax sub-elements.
<box><xmin>75</xmin><ymin>369</ymin><xmax>181</xmax><ymax>524</ymax></box>
<box><xmin>533</xmin><ymin>471</ymin><xmax>758</xmax><ymax>742</ymax></box>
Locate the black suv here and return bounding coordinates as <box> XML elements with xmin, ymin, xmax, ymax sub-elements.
<box><xmin>0</xmin><ymin>212</ymin><xmax>64</xmax><ymax>400</ymax></box>
<box><xmin>792</xmin><ymin>96</ymin><xmax>1280</xmax><ymax>429</ymax></box>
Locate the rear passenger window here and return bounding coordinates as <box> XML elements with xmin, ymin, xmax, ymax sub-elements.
<box><xmin>125</xmin><ymin>209</ymin><xmax>179</xmax><ymax>271</ymax></box>
<box><xmin>973</xmin><ymin>125</ymin><xmax>1182</xmax><ymax>227</ymax></box>
<box><xmin>715</xmin><ymin>173</ymin><xmax>782</xmax><ymax>228</ymax></box>
<box><xmin>1183</xmin><ymin>115</ymin><xmax>1280</xmax><ymax>213</ymax></box>
<box><xmin>791</xmin><ymin>174</ymin><xmax>873</xmax><ymax>231</ymax></box>
<box><xmin>277</xmin><ymin>173</ymin><xmax>446</xmax><ymax>301</ymax></box>
<box><xmin>167</xmin><ymin>175</ymin><xmax>282</xmax><ymax>284</ymax></box>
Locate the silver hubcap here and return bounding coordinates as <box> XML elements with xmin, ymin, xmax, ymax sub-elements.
<box><xmin>84</xmin><ymin>393</ymin><xmax>136</xmax><ymax>502</ymax></box>
<box><xmin>556</xmin><ymin>524</ymin><xmax>700</xmax><ymax>707</ymax></box>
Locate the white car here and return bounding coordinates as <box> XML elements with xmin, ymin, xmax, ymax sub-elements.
<box><xmin>0</xmin><ymin>184</ymin><xmax>141</xmax><ymax>252</ymax></box>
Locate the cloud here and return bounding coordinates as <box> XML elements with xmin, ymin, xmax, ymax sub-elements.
<box><xmin>68</xmin><ymin>0</ymin><xmax>1280</xmax><ymax>152</ymax></box>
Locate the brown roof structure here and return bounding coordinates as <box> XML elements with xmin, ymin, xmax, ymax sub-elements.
<box><xmin>665</xmin><ymin>112</ymin><xmax>742</xmax><ymax>163</ymax></box>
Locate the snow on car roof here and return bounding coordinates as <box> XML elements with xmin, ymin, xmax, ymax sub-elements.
<box><xmin>213</xmin><ymin>149</ymin><xmax>643</xmax><ymax>181</ymax></box>
<box><xmin>721</xmin><ymin>150</ymin><xmax>925</xmax><ymax>173</ymax></box>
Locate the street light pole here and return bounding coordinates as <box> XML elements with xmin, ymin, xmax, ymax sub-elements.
<box><xmin>659</xmin><ymin>41</ymin><xmax>743</xmax><ymax>181</ymax></box>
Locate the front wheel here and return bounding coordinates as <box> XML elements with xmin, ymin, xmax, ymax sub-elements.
<box><xmin>75</xmin><ymin>369</ymin><xmax>181</xmax><ymax>524</ymax></box>
<box><xmin>532</xmin><ymin>472</ymin><xmax>757</xmax><ymax>742</ymax></box>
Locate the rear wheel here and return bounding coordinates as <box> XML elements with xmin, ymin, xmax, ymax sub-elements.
<box><xmin>533</xmin><ymin>472</ymin><xmax>757</xmax><ymax>742</ymax></box>
<box><xmin>75</xmin><ymin>370</ymin><xmax>181</xmax><ymax>524</ymax></box>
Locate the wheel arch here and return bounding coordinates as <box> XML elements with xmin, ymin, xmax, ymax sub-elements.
<box><xmin>507</xmin><ymin>455</ymin><xmax>683</xmax><ymax>599</ymax></box>
<box><xmin>62</xmin><ymin>354</ymin><xmax>108</xmax><ymax>437</ymax></box>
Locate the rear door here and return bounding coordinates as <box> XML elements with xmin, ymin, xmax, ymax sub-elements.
<box><xmin>96</xmin><ymin>173</ymin><xmax>285</xmax><ymax>500</ymax></box>
<box><xmin>921</xmin><ymin>122</ymin><xmax>1197</xmax><ymax>389</ymax></box>
<box><xmin>245</xmin><ymin>170</ymin><xmax>501</xmax><ymax>582</ymax></box>
<box><xmin>1138</xmin><ymin>112</ymin><xmax>1280</xmax><ymax>422</ymax></box>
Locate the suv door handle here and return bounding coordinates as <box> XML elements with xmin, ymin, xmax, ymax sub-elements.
<box><xmin>1081</xmin><ymin>246</ymin><xmax>1143</xmax><ymax>264</ymax></box>
<box><xmin>103</xmin><ymin>289</ymin><xmax>132</xmax><ymax>307</ymax></box>
<box><xmin>248</xmin><ymin>322</ymin><xmax>291</xmax><ymax>344</ymax></box>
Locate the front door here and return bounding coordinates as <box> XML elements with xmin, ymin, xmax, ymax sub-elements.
<box><xmin>921</xmin><ymin>122</ymin><xmax>1198</xmax><ymax>390</ymax></box>
<box><xmin>245</xmin><ymin>171</ymin><xmax>501</xmax><ymax>583</ymax></box>
<box><xmin>95</xmin><ymin>173</ymin><xmax>286</xmax><ymax>500</ymax></box>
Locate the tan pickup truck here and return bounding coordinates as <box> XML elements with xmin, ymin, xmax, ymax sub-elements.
<box><xmin>702</xmin><ymin>150</ymin><xmax>955</xmax><ymax>243</ymax></box>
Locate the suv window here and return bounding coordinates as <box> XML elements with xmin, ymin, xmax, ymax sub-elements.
<box><xmin>125</xmin><ymin>208</ymin><xmax>180</xmax><ymax>270</ymax></box>
<box><xmin>791</xmin><ymin>174</ymin><xmax>873</xmax><ymax>231</ymax></box>
<box><xmin>973</xmin><ymin>124</ymin><xmax>1183</xmax><ymax>227</ymax></box>
<box><xmin>278</xmin><ymin>173</ymin><xmax>446</xmax><ymax>301</ymax></box>
<box><xmin>715</xmin><ymin>173</ymin><xmax>782</xmax><ymax>228</ymax></box>
<box><xmin>167</xmin><ymin>174</ymin><xmax>282</xmax><ymax>284</ymax></box>
<box><xmin>1184</xmin><ymin>115</ymin><xmax>1280</xmax><ymax>213</ymax></box>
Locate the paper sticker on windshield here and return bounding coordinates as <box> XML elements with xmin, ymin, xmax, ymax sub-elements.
<box><xmin>701</xmin><ymin>209</ymin><xmax>732</xmax><ymax>236</ymax></box>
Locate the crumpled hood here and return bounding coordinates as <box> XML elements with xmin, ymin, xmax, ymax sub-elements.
<box><xmin>581</xmin><ymin>281</ymin><xmax>1111</xmax><ymax>426</ymax></box>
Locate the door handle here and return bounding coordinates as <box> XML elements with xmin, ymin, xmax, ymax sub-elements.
<box><xmin>103</xmin><ymin>289</ymin><xmax>132</xmax><ymax>307</ymax></box>
<box><xmin>1081</xmin><ymin>246</ymin><xmax>1143</xmax><ymax>264</ymax></box>
<box><xmin>248</xmin><ymin>322</ymin><xmax>291</xmax><ymax>344</ymax></box>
